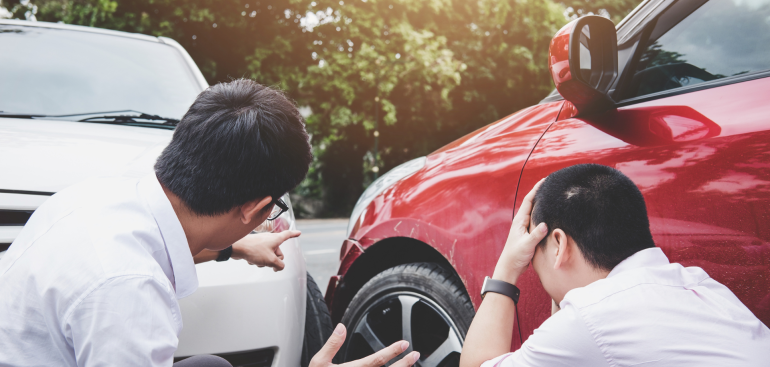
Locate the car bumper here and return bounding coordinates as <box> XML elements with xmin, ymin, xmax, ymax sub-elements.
<box><xmin>175</xmin><ymin>236</ymin><xmax>306</xmax><ymax>367</ymax></box>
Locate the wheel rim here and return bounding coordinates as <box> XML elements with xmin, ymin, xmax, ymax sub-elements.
<box><xmin>345</xmin><ymin>291</ymin><xmax>463</xmax><ymax>367</ymax></box>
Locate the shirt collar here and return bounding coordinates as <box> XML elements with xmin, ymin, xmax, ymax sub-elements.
<box><xmin>138</xmin><ymin>174</ymin><xmax>198</xmax><ymax>299</ymax></box>
<box><xmin>608</xmin><ymin>247</ymin><xmax>670</xmax><ymax>278</ymax></box>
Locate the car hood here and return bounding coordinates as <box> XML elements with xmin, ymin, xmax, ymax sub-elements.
<box><xmin>0</xmin><ymin>118</ymin><xmax>172</xmax><ymax>193</ymax></box>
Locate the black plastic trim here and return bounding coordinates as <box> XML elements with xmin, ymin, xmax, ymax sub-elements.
<box><xmin>174</xmin><ymin>348</ymin><xmax>275</xmax><ymax>367</ymax></box>
<box><xmin>615</xmin><ymin>70</ymin><xmax>770</xmax><ymax>107</ymax></box>
<box><xmin>613</xmin><ymin>17</ymin><xmax>657</xmax><ymax>102</ymax></box>
<box><xmin>0</xmin><ymin>243</ymin><xmax>10</xmax><ymax>252</ymax></box>
<box><xmin>0</xmin><ymin>189</ymin><xmax>56</xmax><ymax>196</ymax></box>
<box><xmin>0</xmin><ymin>210</ymin><xmax>34</xmax><ymax>226</ymax></box>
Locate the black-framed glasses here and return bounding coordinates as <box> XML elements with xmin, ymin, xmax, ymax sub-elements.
<box><xmin>267</xmin><ymin>197</ymin><xmax>289</xmax><ymax>221</ymax></box>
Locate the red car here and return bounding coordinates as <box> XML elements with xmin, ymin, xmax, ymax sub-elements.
<box><xmin>327</xmin><ymin>0</ymin><xmax>770</xmax><ymax>365</ymax></box>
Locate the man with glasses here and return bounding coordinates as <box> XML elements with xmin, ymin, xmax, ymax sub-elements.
<box><xmin>190</xmin><ymin>197</ymin><xmax>293</xmax><ymax>269</ymax></box>
<box><xmin>0</xmin><ymin>79</ymin><xmax>419</xmax><ymax>367</ymax></box>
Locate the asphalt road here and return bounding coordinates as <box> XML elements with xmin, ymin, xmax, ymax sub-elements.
<box><xmin>296</xmin><ymin>219</ymin><xmax>348</xmax><ymax>294</ymax></box>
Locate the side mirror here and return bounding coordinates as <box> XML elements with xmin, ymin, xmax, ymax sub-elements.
<box><xmin>549</xmin><ymin>15</ymin><xmax>618</xmax><ymax>115</ymax></box>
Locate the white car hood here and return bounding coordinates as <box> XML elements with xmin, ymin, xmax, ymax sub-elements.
<box><xmin>0</xmin><ymin>117</ymin><xmax>172</xmax><ymax>193</ymax></box>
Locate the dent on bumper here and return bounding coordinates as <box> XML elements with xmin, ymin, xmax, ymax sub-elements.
<box><xmin>175</xmin><ymin>237</ymin><xmax>306</xmax><ymax>367</ymax></box>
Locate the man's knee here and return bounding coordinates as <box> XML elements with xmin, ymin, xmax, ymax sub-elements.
<box><xmin>173</xmin><ymin>354</ymin><xmax>233</xmax><ymax>367</ymax></box>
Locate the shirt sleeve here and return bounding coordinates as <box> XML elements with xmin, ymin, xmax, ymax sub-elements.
<box><xmin>481</xmin><ymin>305</ymin><xmax>608</xmax><ymax>367</ymax></box>
<box><xmin>65</xmin><ymin>275</ymin><xmax>181</xmax><ymax>367</ymax></box>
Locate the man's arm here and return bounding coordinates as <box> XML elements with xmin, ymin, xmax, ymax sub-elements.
<box><xmin>460</xmin><ymin>180</ymin><xmax>547</xmax><ymax>367</ymax></box>
<box><xmin>67</xmin><ymin>275</ymin><xmax>180</xmax><ymax>367</ymax></box>
<box><xmin>193</xmin><ymin>231</ymin><xmax>300</xmax><ymax>271</ymax></box>
<box><xmin>193</xmin><ymin>249</ymin><xmax>219</xmax><ymax>263</ymax></box>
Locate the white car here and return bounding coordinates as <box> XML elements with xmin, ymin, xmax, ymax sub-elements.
<box><xmin>0</xmin><ymin>19</ymin><xmax>331</xmax><ymax>367</ymax></box>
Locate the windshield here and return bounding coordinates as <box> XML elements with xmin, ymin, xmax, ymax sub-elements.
<box><xmin>0</xmin><ymin>24</ymin><xmax>202</xmax><ymax>119</ymax></box>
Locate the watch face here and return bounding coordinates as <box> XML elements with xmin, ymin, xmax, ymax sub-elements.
<box><xmin>481</xmin><ymin>276</ymin><xmax>490</xmax><ymax>297</ymax></box>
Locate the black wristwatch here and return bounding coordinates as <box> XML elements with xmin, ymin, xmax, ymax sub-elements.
<box><xmin>481</xmin><ymin>276</ymin><xmax>520</xmax><ymax>304</ymax></box>
<box><xmin>216</xmin><ymin>246</ymin><xmax>233</xmax><ymax>262</ymax></box>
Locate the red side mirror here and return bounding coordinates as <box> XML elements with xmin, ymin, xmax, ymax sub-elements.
<box><xmin>549</xmin><ymin>16</ymin><xmax>618</xmax><ymax>116</ymax></box>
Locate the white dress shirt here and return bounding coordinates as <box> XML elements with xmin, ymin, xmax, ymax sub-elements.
<box><xmin>483</xmin><ymin>247</ymin><xmax>770</xmax><ymax>367</ymax></box>
<box><xmin>0</xmin><ymin>175</ymin><xmax>197</xmax><ymax>367</ymax></box>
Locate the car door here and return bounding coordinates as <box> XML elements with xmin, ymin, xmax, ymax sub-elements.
<box><xmin>514</xmin><ymin>0</ymin><xmax>770</xmax><ymax>342</ymax></box>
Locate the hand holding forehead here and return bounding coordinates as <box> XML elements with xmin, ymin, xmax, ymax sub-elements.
<box><xmin>512</xmin><ymin>178</ymin><xmax>545</xmax><ymax>230</ymax></box>
<box><xmin>495</xmin><ymin>178</ymin><xmax>548</xmax><ymax>285</ymax></box>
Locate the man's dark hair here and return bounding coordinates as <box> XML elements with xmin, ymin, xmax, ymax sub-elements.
<box><xmin>155</xmin><ymin>79</ymin><xmax>312</xmax><ymax>216</ymax></box>
<box><xmin>531</xmin><ymin>164</ymin><xmax>655</xmax><ymax>271</ymax></box>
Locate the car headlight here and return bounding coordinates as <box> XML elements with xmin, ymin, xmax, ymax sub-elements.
<box><xmin>253</xmin><ymin>193</ymin><xmax>296</xmax><ymax>233</ymax></box>
<box><xmin>346</xmin><ymin>157</ymin><xmax>427</xmax><ymax>237</ymax></box>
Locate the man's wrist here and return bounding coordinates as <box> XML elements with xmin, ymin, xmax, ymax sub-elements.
<box><xmin>216</xmin><ymin>246</ymin><xmax>233</xmax><ymax>262</ymax></box>
<box><xmin>492</xmin><ymin>260</ymin><xmax>524</xmax><ymax>285</ymax></box>
<box><xmin>492</xmin><ymin>275</ymin><xmax>519</xmax><ymax>286</ymax></box>
<box><xmin>482</xmin><ymin>276</ymin><xmax>520</xmax><ymax>305</ymax></box>
<box><xmin>192</xmin><ymin>249</ymin><xmax>220</xmax><ymax>264</ymax></box>
<box><xmin>492</xmin><ymin>272</ymin><xmax>516</xmax><ymax>284</ymax></box>
<box><xmin>230</xmin><ymin>241</ymin><xmax>244</xmax><ymax>258</ymax></box>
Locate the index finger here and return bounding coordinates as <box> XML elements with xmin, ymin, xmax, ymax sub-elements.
<box><xmin>514</xmin><ymin>178</ymin><xmax>546</xmax><ymax>225</ymax></box>
<box><xmin>279</xmin><ymin>230</ymin><xmax>302</xmax><ymax>242</ymax></box>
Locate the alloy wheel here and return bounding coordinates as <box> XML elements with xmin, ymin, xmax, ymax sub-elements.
<box><xmin>344</xmin><ymin>292</ymin><xmax>463</xmax><ymax>367</ymax></box>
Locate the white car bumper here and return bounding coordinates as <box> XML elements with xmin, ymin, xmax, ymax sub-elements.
<box><xmin>175</xmin><ymin>235</ymin><xmax>306</xmax><ymax>367</ymax></box>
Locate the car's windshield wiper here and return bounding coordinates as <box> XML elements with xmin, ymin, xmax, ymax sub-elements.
<box><xmin>0</xmin><ymin>110</ymin><xmax>179</xmax><ymax>127</ymax></box>
<box><xmin>78</xmin><ymin>113</ymin><xmax>179</xmax><ymax>125</ymax></box>
<box><xmin>0</xmin><ymin>112</ymin><xmax>47</xmax><ymax>118</ymax></box>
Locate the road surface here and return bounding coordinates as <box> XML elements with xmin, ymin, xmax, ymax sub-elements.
<box><xmin>296</xmin><ymin>219</ymin><xmax>348</xmax><ymax>294</ymax></box>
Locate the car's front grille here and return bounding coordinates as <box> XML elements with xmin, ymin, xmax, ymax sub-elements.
<box><xmin>0</xmin><ymin>210</ymin><xmax>33</xmax><ymax>226</ymax></box>
<box><xmin>174</xmin><ymin>348</ymin><xmax>275</xmax><ymax>367</ymax></box>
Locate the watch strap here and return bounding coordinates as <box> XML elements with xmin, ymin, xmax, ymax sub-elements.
<box><xmin>482</xmin><ymin>276</ymin><xmax>520</xmax><ymax>304</ymax></box>
<box><xmin>216</xmin><ymin>246</ymin><xmax>233</xmax><ymax>262</ymax></box>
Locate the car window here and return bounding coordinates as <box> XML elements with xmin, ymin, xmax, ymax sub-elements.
<box><xmin>0</xmin><ymin>25</ymin><xmax>202</xmax><ymax>119</ymax></box>
<box><xmin>627</xmin><ymin>0</ymin><xmax>770</xmax><ymax>99</ymax></box>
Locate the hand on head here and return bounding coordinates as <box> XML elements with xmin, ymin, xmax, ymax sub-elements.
<box><xmin>492</xmin><ymin>179</ymin><xmax>549</xmax><ymax>285</ymax></box>
<box><xmin>231</xmin><ymin>230</ymin><xmax>301</xmax><ymax>271</ymax></box>
<box><xmin>310</xmin><ymin>324</ymin><xmax>420</xmax><ymax>367</ymax></box>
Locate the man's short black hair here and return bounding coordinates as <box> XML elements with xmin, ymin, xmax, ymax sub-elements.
<box><xmin>531</xmin><ymin>164</ymin><xmax>655</xmax><ymax>271</ymax></box>
<box><xmin>155</xmin><ymin>79</ymin><xmax>312</xmax><ymax>216</ymax></box>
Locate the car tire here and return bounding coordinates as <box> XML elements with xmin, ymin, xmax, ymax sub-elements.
<box><xmin>337</xmin><ymin>262</ymin><xmax>475</xmax><ymax>367</ymax></box>
<box><xmin>301</xmin><ymin>272</ymin><xmax>334</xmax><ymax>367</ymax></box>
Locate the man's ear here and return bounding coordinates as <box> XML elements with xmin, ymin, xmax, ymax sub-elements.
<box><xmin>239</xmin><ymin>196</ymin><xmax>273</xmax><ymax>225</ymax></box>
<box><xmin>552</xmin><ymin>229</ymin><xmax>570</xmax><ymax>270</ymax></box>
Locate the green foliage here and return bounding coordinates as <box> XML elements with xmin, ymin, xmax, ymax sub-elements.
<box><xmin>2</xmin><ymin>0</ymin><xmax>641</xmax><ymax>217</ymax></box>
<box><xmin>561</xmin><ymin>0</ymin><xmax>641</xmax><ymax>23</ymax></box>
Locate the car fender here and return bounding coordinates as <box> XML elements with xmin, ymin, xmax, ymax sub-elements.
<box><xmin>176</xmin><ymin>235</ymin><xmax>306</xmax><ymax>367</ymax></box>
<box><xmin>330</xmin><ymin>102</ymin><xmax>564</xmax><ymax>314</ymax></box>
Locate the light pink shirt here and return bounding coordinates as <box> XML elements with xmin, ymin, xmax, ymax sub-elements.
<box><xmin>483</xmin><ymin>247</ymin><xmax>770</xmax><ymax>367</ymax></box>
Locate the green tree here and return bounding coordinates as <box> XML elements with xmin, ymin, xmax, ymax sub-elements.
<box><xmin>1</xmin><ymin>0</ymin><xmax>642</xmax><ymax>217</ymax></box>
<box><xmin>561</xmin><ymin>0</ymin><xmax>640</xmax><ymax>23</ymax></box>
<box><xmin>297</xmin><ymin>0</ymin><xmax>567</xmax><ymax>216</ymax></box>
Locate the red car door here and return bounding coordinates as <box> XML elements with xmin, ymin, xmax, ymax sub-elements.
<box><xmin>515</xmin><ymin>0</ymin><xmax>770</xmax><ymax>344</ymax></box>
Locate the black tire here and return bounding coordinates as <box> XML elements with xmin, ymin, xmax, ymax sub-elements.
<box><xmin>301</xmin><ymin>273</ymin><xmax>334</xmax><ymax>367</ymax></box>
<box><xmin>337</xmin><ymin>263</ymin><xmax>475</xmax><ymax>367</ymax></box>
